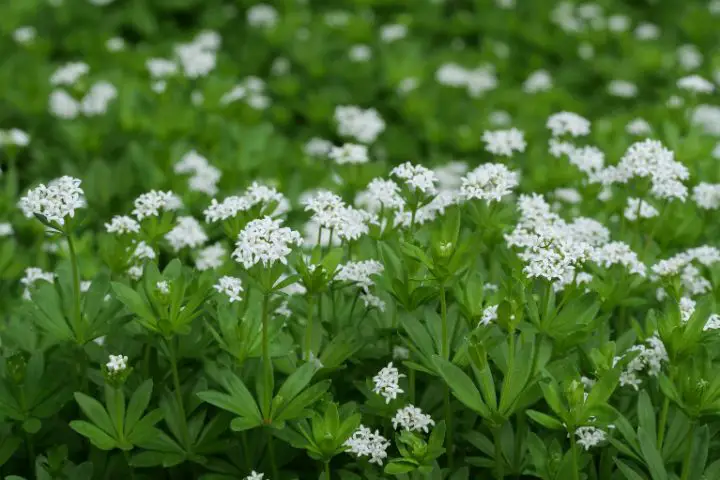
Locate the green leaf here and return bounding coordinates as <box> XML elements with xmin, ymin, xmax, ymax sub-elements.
<box><xmin>432</xmin><ymin>356</ymin><xmax>490</xmax><ymax>417</ymax></box>
<box><xmin>111</xmin><ymin>282</ymin><xmax>157</xmax><ymax>330</ymax></box>
<box><xmin>274</xmin><ymin>380</ymin><xmax>331</xmax><ymax>423</ymax></box>
<box><xmin>384</xmin><ymin>459</ymin><xmax>419</xmax><ymax>475</ymax></box>
<box><xmin>125</xmin><ymin>380</ymin><xmax>153</xmax><ymax>435</ymax></box>
<box><xmin>275</xmin><ymin>362</ymin><xmax>318</xmax><ymax>409</ymax></box>
<box><xmin>105</xmin><ymin>386</ymin><xmax>126</xmax><ymax>440</ymax></box>
<box><xmin>687</xmin><ymin>425</ymin><xmax>709</xmax><ymax>480</ymax></box>
<box><xmin>637</xmin><ymin>426</ymin><xmax>668</xmax><ymax>480</ymax></box>
<box><xmin>74</xmin><ymin>392</ymin><xmax>116</xmax><ymax>436</ymax></box>
<box><xmin>70</xmin><ymin>421</ymin><xmax>118</xmax><ymax>450</ymax></box>
<box><xmin>230</xmin><ymin>416</ymin><xmax>263</xmax><ymax>432</ymax></box>
<box><xmin>637</xmin><ymin>392</ymin><xmax>656</xmax><ymax>442</ymax></box>
<box><xmin>526</xmin><ymin>410</ymin><xmax>564</xmax><ymax>430</ymax></box>
<box><xmin>614</xmin><ymin>459</ymin><xmax>647</xmax><ymax>480</ymax></box>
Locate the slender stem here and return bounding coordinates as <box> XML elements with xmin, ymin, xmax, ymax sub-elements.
<box><xmin>657</xmin><ymin>397</ymin><xmax>670</xmax><ymax>450</ymax></box>
<box><xmin>409</xmin><ymin>369</ymin><xmax>416</xmax><ymax>404</ymax></box>
<box><xmin>123</xmin><ymin>450</ymin><xmax>136</xmax><ymax>480</ymax></box>
<box><xmin>66</xmin><ymin>234</ymin><xmax>83</xmax><ymax>343</ymax></box>
<box><xmin>324</xmin><ymin>460</ymin><xmax>331</xmax><ymax>479</ymax></box>
<box><xmin>440</xmin><ymin>284</ymin><xmax>448</xmax><ymax>359</ymax></box>
<box><xmin>494</xmin><ymin>426</ymin><xmax>504</xmax><ymax>479</ymax></box>
<box><xmin>167</xmin><ymin>337</ymin><xmax>189</xmax><ymax>447</ymax></box>
<box><xmin>348</xmin><ymin>290</ymin><xmax>360</xmax><ymax>322</ymax></box>
<box><xmin>261</xmin><ymin>293</ymin><xmax>272</xmax><ymax>418</ymax></box>
<box><xmin>439</xmin><ymin>283</ymin><xmax>453</xmax><ymax>468</ymax></box>
<box><xmin>267</xmin><ymin>430</ymin><xmax>279</xmax><ymax>479</ymax></box>
<box><xmin>241</xmin><ymin>432</ymin><xmax>251</xmax><ymax>470</ymax></box>
<box><xmin>304</xmin><ymin>294</ymin><xmax>315</xmax><ymax>361</ymax></box>
<box><xmin>570</xmin><ymin>431</ymin><xmax>580</xmax><ymax>480</ymax></box>
<box><xmin>680</xmin><ymin>423</ymin><xmax>695</xmax><ymax>480</ymax></box>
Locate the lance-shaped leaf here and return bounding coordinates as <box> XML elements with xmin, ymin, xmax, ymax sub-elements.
<box><xmin>432</xmin><ymin>356</ymin><xmax>491</xmax><ymax>417</ymax></box>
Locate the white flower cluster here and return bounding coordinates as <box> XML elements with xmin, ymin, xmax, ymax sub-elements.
<box><xmin>196</xmin><ymin>243</ymin><xmax>227</xmax><ymax>271</ymax></box>
<box><xmin>50</xmin><ymin>62</ymin><xmax>89</xmax><ymax>86</ymax></box>
<box><xmin>328</xmin><ymin>143</ymin><xmax>369</xmax><ymax>165</ymax></box>
<box><xmin>220</xmin><ymin>76</ymin><xmax>270</xmax><ymax>110</ymax></box>
<box><xmin>626</xmin><ymin>118</ymin><xmax>652</xmax><ymax>136</ymax></box>
<box><xmin>105</xmin><ymin>215</ymin><xmax>141</xmax><ymax>235</ymax></box>
<box><xmin>174</xmin><ymin>150</ymin><xmax>222</xmax><ymax>196</ymax></box>
<box><xmin>344</xmin><ymin>425</ymin><xmax>391</xmax><ymax>465</ymax></box>
<box><xmin>0</xmin><ymin>128</ymin><xmax>30</xmax><ymax>147</ymax></box>
<box><xmin>214</xmin><ymin>276</ymin><xmax>243</xmax><ymax>303</ymax></box>
<box><xmin>547</xmin><ymin>112</ymin><xmax>591</xmax><ymax>137</ymax></box>
<box><xmin>372</xmin><ymin>362</ymin><xmax>405</xmax><ymax>403</ymax></box>
<box><xmin>692</xmin><ymin>183</ymin><xmax>720</xmax><ymax>209</ymax></box>
<box><xmin>380</xmin><ymin>24</ymin><xmax>408</xmax><ymax>43</ymax></box>
<box><xmin>704</xmin><ymin>314</ymin><xmax>720</xmax><ymax>331</ymax></box>
<box><xmin>303</xmin><ymin>190</ymin><xmax>376</xmax><ymax>242</ymax></box>
<box><xmin>589</xmin><ymin>242</ymin><xmax>646</xmax><ymax>277</ymax></box>
<box><xmin>392</xmin><ymin>405</ymin><xmax>435</xmax><ymax>433</ymax></box>
<box><xmin>435</xmin><ymin>63</ymin><xmax>498</xmax><ymax>98</ymax></box>
<box><xmin>361</xmin><ymin>291</ymin><xmax>386</xmax><ymax>312</ymax></box>
<box><xmin>0</xmin><ymin>223</ymin><xmax>13</xmax><ymax>237</ymax></box>
<box><xmin>480</xmin><ymin>304</ymin><xmax>498</xmax><ymax>326</ymax></box>
<box><xmin>132</xmin><ymin>190</ymin><xmax>174</xmax><ymax>221</ymax></box>
<box><xmin>603</xmin><ymin>140</ymin><xmax>689</xmax><ymax>202</ymax></box>
<box><xmin>355</xmin><ymin>178</ymin><xmax>405</xmax><ymax>213</ymax></box>
<box><xmin>334</xmin><ymin>105</ymin><xmax>386</xmax><ymax>144</ymax></box>
<box><xmin>391</xmin><ymin>162</ymin><xmax>439</xmax><ymax>196</ymax></box>
<box><xmin>623</xmin><ymin>197</ymin><xmax>659</xmax><ymax>221</ymax></box>
<box><xmin>616</xmin><ymin>335</ymin><xmax>668</xmax><ymax>390</ymax></box>
<box><xmin>607</xmin><ymin>79</ymin><xmax>637</xmax><ymax>98</ymax></box>
<box><xmin>482</xmin><ymin>128</ymin><xmax>527</xmax><ymax>157</ymax></box>
<box><xmin>335</xmin><ymin>260</ymin><xmax>384</xmax><ymax>288</ymax></box>
<box><xmin>165</xmin><ymin>216</ymin><xmax>208</xmax><ymax>252</ymax></box>
<box><xmin>460</xmin><ymin>163</ymin><xmax>519</xmax><ymax>204</ymax></box>
<box><xmin>304</xmin><ymin>137</ymin><xmax>333</xmax><ymax>158</ymax></box>
<box><xmin>106</xmin><ymin>354</ymin><xmax>128</xmax><ymax>373</ymax></box>
<box><xmin>232</xmin><ymin>217</ymin><xmax>302</xmax><ymax>269</ymax></box>
<box><xmin>50</xmin><ymin>77</ymin><xmax>118</xmax><ymax>119</ymax></box>
<box><xmin>247</xmin><ymin>4</ymin><xmax>278</xmax><ymax>28</ymax></box>
<box><xmin>679</xmin><ymin>296</ymin><xmax>696</xmax><ymax>322</ymax></box>
<box><xmin>677</xmin><ymin>75</ymin><xmax>715</xmax><ymax>94</ymax></box>
<box><xmin>691</xmin><ymin>105</ymin><xmax>720</xmax><ymax>136</ymax></box>
<box><xmin>174</xmin><ymin>30</ymin><xmax>220</xmax><ymax>79</ymax></box>
<box><xmin>651</xmin><ymin>246</ymin><xmax>720</xmax><ymax>283</ymax></box>
<box><xmin>575</xmin><ymin>426</ymin><xmax>607</xmax><ymax>450</ymax></box>
<box><xmin>523</xmin><ymin>69</ymin><xmax>553</xmax><ymax>93</ymax></box>
<box><xmin>19</xmin><ymin>176</ymin><xmax>85</xmax><ymax>225</ymax></box>
<box><xmin>21</xmin><ymin>267</ymin><xmax>55</xmax><ymax>300</ymax></box>
<box><xmin>206</xmin><ymin>182</ymin><xmax>287</xmax><ymax>223</ymax></box>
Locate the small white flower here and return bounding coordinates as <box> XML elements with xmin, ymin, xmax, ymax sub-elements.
<box><xmin>13</xmin><ymin>26</ymin><xmax>36</xmax><ymax>44</ymax></box>
<box><xmin>105</xmin><ymin>215</ymin><xmax>140</xmax><ymax>235</ymax></box>
<box><xmin>575</xmin><ymin>426</ymin><xmax>606</xmax><ymax>450</ymax></box>
<box><xmin>349</xmin><ymin>44</ymin><xmax>372</xmax><ymax>62</ymax></box>
<box><xmin>80</xmin><ymin>81</ymin><xmax>117</xmax><ymax>116</ymax></box>
<box><xmin>328</xmin><ymin>143</ymin><xmax>369</xmax><ymax>165</ymax></box>
<box><xmin>232</xmin><ymin>217</ymin><xmax>302</xmax><ymax>269</ymax></box>
<box><xmin>480</xmin><ymin>304</ymin><xmax>498</xmax><ymax>326</ymax></box>
<box><xmin>547</xmin><ymin>112</ymin><xmax>591</xmax><ymax>137</ymax></box>
<box><xmin>196</xmin><ymin>243</ymin><xmax>227</xmax><ymax>271</ymax></box>
<box><xmin>106</xmin><ymin>37</ymin><xmax>125</xmax><ymax>51</ymax></box>
<box><xmin>19</xmin><ymin>176</ymin><xmax>85</xmax><ymax>226</ymax></box>
<box><xmin>106</xmin><ymin>354</ymin><xmax>128</xmax><ymax>373</ymax></box>
<box><xmin>344</xmin><ymin>425</ymin><xmax>391</xmax><ymax>465</ymax></box>
<box><xmin>243</xmin><ymin>471</ymin><xmax>264</xmax><ymax>480</ymax></box>
<box><xmin>156</xmin><ymin>281</ymin><xmax>170</xmax><ymax>294</ymax></box>
<box><xmin>131</xmin><ymin>241</ymin><xmax>156</xmax><ymax>261</ymax></box>
<box><xmin>304</xmin><ymin>137</ymin><xmax>333</xmax><ymax>158</ymax></box>
<box><xmin>679</xmin><ymin>296</ymin><xmax>696</xmax><ymax>322</ymax></box>
<box><xmin>391</xmin><ymin>162</ymin><xmax>439</xmax><ymax>196</ymax></box>
<box><xmin>626</xmin><ymin>118</ymin><xmax>652</xmax><ymax>136</ymax></box>
<box><xmin>49</xmin><ymin>89</ymin><xmax>79</xmax><ymax>119</ymax></box>
<box><xmin>460</xmin><ymin>163</ymin><xmax>519</xmax><ymax>203</ymax></box>
<box><xmin>704</xmin><ymin>314</ymin><xmax>720</xmax><ymax>331</ymax></box>
<box><xmin>482</xmin><ymin>128</ymin><xmax>527</xmax><ymax>157</ymax></box>
<box><xmin>335</xmin><ymin>260</ymin><xmax>384</xmax><ymax>288</ymax></box>
<box><xmin>523</xmin><ymin>69</ymin><xmax>553</xmax><ymax>93</ymax></box>
<box><xmin>677</xmin><ymin>75</ymin><xmax>715</xmax><ymax>94</ymax></box>
<box><xmin>624</xmin><ymin>198</ymin><xmax>659</xmax><ymax>221</ymax></box>
<box><xmin>360</xmin><ymin>291</ymin><xmax>386</xmax><ymax>312</ymax></box>
<box><xmin>132</xmin><ymin>190</ymin><xmax>173</xmax><ymax>220</ymax></box>
<box><xmin>392</xmin><ymin>346</ymin><xmax>409</xmax><ymax>360</ymax></box>
<box><xmin>392</xmin><ymin>405</ymin><xmax>435</xmax><ymax>433</ymax></box>
<box><xmin>372</xmin><ymin>362</ymin><xmax>405</xmax><ymax>404</ymax></box>
<box><xmin>334</xmin><ymin>105</ymin><xmax>385</xmax><ymax>144</ymax></box>
<box><xmin>693</xmin><ymin>183</ymin><xmax>720</xmax><ymax>209</ymax></box>
<box><xmin>127</xmin><ymin>264</ymin><xmax>144</xmax><ymax>280</ymax></box>
<box><xmin>50</xmin><ymin>62</ymin><xmax>89</xmax><ymax>86</ymax></box>
<box><xmin>146</xmin><ymin>58</ymin><xmax>178</xmax><ymax>78</ymax></box>
<box><xmin>247</xmin><ymin>4</ymin><xmax>278</xmax><ymax>28</ymax></box>
<box><xmin>214</xmin><ymin>276</ymin><xmax>244</xmax><ymax>302</ymax></box>
<box><xmin>608</xmin><ymin>80</ymin><xmax>637</xmax><ymax>98</ymax></box>
<box><xmin>165</xmin><ymin>216</ymin><xmax>208</xmax><ymax>252</ymax></box>
<box><xmin>0</xmin><ymin>223</ymin><xmax>13</xmax><ymax>237</ymax></box>
<box><xmin>380</xmin><ymin>24</ymin><xmax>407</xmax><ymax>42</ymax></box>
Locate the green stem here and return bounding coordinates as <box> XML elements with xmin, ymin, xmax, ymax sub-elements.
<box><xmin>440</xmin><ymin>284</ymin><xmax>448</xmax><ymax>359</ymax></box>
<box><xmin>305</xmin><ymin>294</ymin><xmax>315</xmax><ymax>361</ymax></box>
<box><xmin>267</xmin><ymin>430</ymin><xmax>279</xmax><ymax>479</ymax></box>
<box><xmin>241</xmin><ymin>432</ymin><xmax>251</xmax><ymax>471</ymax></box>
<box><xmin>324</xmin><ymin>460</ymin><xmax>331</xmax><ymax>479</ymax></box>
<box><xmin>570</xmin><ymin>431</ymin><xmax>580</xmax><ymax>480</ymax></box>
<box><xmin>123</xmin><ymin>450</ymin><xmax>136</xmax><ymax>480</ymax></box>
<box><xmin>167</xmin><ymin>338</ymin><xmax>190</xmax><ymax>447</ymax></box>
<box><xmin>409</xmin><ymin>369</ymin><xmax>416</xmax><ymax>404</ymax></box>
<box><xmin>66</xmin><ymin>234</ymin><xmax>83</xmax><ymax>343</ymax></box>
<box><xmin>439</xmin><ymin>283</ymin><xmax>453</xmax><ymax>468</ymax></box>
<box><xmin>657</xmin><ymin>397</ymin><xmax>670</xmax><ymax>450</ymax></box>
<box><xmin>261</xmin><ymin>293</ymin><xmax>272</xmax><ymax>418</ymax></box>
<box><xmin>680</xmin><ymin>424</ymin><xmax>695</xmax><ymax>480</ymax></box>
<box><xmin>494</xmin><ymin>426</ymin><xmax>504</xmax><ymax>479</ymax></box>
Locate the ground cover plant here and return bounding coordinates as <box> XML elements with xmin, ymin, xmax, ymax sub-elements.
<box><xmin>1</xmin><ymin>0</ymin><xmax>720</xmax><ymax>479</ymax></box>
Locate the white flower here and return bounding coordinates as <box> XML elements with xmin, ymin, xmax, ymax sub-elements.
<box><xmin>590</xmin><ymin>242</ymin><xmax>646</xmax><ymax>276</ymax></box>
<box><xmin>304</xmin><ymin>137</ymin><xmax>333</xmax><ymax>158</ymax></box>
<box><xmin>704</xmin><ymin>314</ymin><xmax>720</xmax><ymax>331</ymax></box>
<box><xmin>626</xmin><ymin>118</ymin><xmax>652</xmax><ymax>136</ymax></box>
<box><xmin>575</xmin><ymin>426</ymin><xmax>606</xmax><ymax>450</ymax></box>
<box><xmin>677</xmin><ymin>75</ymin><xmax>715</xmax><ymax>94</ymax></box>
<box><xmin>635</xmin><ymin>22</ymin><xmax>660</xmax><ymax>40</ymax></box>
<box><xmin>174</xmin><ymin>150</ymin><xmax>221</xmax><ymax>196</ymax></box>
<box><xmin>392</xmin><ymin>405</ymin><xmax>435</xmax><ymax>433</ymax></box>
<box><xmin>247</xmin><ymin>4</ymin><xmax>278</xmax><ymax>28</ymax></box>
<box><xmin>690</xmin><ymin>105</ymin><xmax>720</xmax><ymax>136</ymax></box>
<box><xmin>554</xmin><ymin>188</ymin><xmax>582</xmax><ymax>204</ymax></box>
<box><xmin>0</xmin><ymin>223</ymin><xmax>13</xmax><ymax>237</ymax></box>
<box><xmin>624</xmin><ymin>198</ymin><xmax>659</xmax><ymax>221</ymax></box>
<box><xmin>132</xmin><ymin>190</ymin><xmax>174</xmax><ymax>220</ymax></box>
<box><xmin>21</xmin><ymin>267</ymin><xmax>55</xmax><ymax>300</ymax></box>
<box><xmin>692</xmin><ymin>183</ymin><xmax>720</xmax><ymax>209</ymax></box>
<box><xmin>482</xmin><ymin>128</ymin><xmax>526</xmax><ymax>157</ymax></box>
<box><xmin>397</xmin><ymin>77</ymin><xmax>419</xmax><ymax>94</ymax></box>
<box><xmin>328</xmin><ymin>143</ymin><xmax>369</xmax><ymax>165</ymax></box>
<box><xmin>131</xmin><ymin>241</ymin><xmax>156</xmax><ymax>261</ymax></box>
<box><xmin>175</xmin><ymin>42</ymin><xmax>217</xmax><ymax>79</ymax></box>
<box><xmin>480</xmin><ymin>304</ymin><xmax>498</xmax><ymax>326</ymax></box>
<box><xmin>232</xmin><ymin>217</ymin><xmax>302</xmax><ymax>269</ymax></box>
<box><xmin>105</xmin><ymin>215</ymin><xmax>140</xmax><ymax>235</ymax></box>
<box><xmin>146</xmin><ymin>58</ymin><xmax>178</xmax><ymax>78</ymax></box>
<box><xmin>214</xmin><ymin>276</ymin><xmax>244</xmax><ymax>302</ymax></box>
<box><xmin>677</xmin><ymin>44</ymin><xmax>703</xmax><ymax>71</ymax></box>
<box><xmin>393</xmin><ymin>346</ymin><xmax>409</xmax><ymax>360</ymax></box>
<box><xmin>460</xmin><ymin>163</ymin><xmax>519</xmax><ymax>203</ymax></box>
<box><xmin>344</xmin><ymin>425</ymin><xmax>391</xmax><ymax>465</ymax></box>
<box><xmin>372</xmin><ymin>362</ymin><xmax>405</xmax><ymax>403</ymax></box>
<box><xmin>156</xmin><ymin>281</ymin><xmax>170</xmax><ymax>294</ymax></box>
<box><xmin>196</xmin><ymin>243</ymin><xmax>226</xmax><ymax>271</ymax></box>
<box><xmin>0</xmin><ymin>129</ymin><xmax>30</xmax><ymax>147</ymax></box>
<box><xmin>50</xmin><ymin>62</ymin><xmax>89</xmax><ymax>86</ymax></box>
<box><xmin>165</xmin><ymin>216</ymin><xmax>208</xmax><ymax>252</ymax></box>
<box><xmin>106</xmin><ymin>37</ymin><xmax>125</xmax><ymax>51</ymax></box>
<box><xmin>679</xmin><ymin>296</ymin><xmax>696</xmax><ymax>322</ymax></box>
<box><xmin>49</xmin><ymin>89</ymin><xmax>80</xmax><ymax>119</ymax></box>
<box><xmin>13</xmin><ymin>26</ymin><xmax>36</xmax><ymax>44</ymax></box>
<box><xmin>489</xmin><ymin>110</ymin><xmax>511</xmax><ymax>126</ymax></box>
<box><xmin>607</xmin><ymin>80</ymin><xmax>637</xmax><ymax>98</ymax></box>
<box><xmin>617</xmin><ymin>334</ymin><xmax>668</xmax><ymax>389</ymax></box>
<box><xmin>547</xmin><ymin>112</ymin><xmax>591</xmax><ymax>137</ymax></box>
<box><xmin>334</xmin><ymin>105</ymin><xmax>385</xmax><ymax>144</ymax></box>
<box><xmin>361</xmin><ymin>291</ymin><xmax>386</xmax><ymax>312</ymax></box>
<box><xmin>81</xmin><ymin>81</ymin><xmax>117</xmax><ymax>116</ymax></box>
<box><xmin>106</xmin><ymin>354</ymin><xmax>128</xmax><ymax>373</ymax></box>
<box><xmin>355</xmin><ymin>178</ymin><xmax>405</xmax><ymax>212</ymax></box>
<box><xmin>335</xmin><ymin>260</ymin><xmax>384</xmax><ymax>288</ymax></box>
<box><xmin>19</xmin><ymin>176</ymin><xmax>85</xmax><ymax>226</ymax></box>
<box><xmin>349</xmin><ymin>44</ymin><xmax>372</xmax><ymax>62</ymax></box>
<box><xmin>380</xmin><ymin>24</ymin><xmax>408</xmax><ymax>42</ymax></box>
<box><xmin>127</xmin><ymin>264</ymin><xmax>144</xmax><ymax>280</ymax></box>
<box><xmin>391</xmin><ymin>162</ymin><xmax>439</xmax><ymax>196</ymax></box>
<box><xmin>681</xmin><ymin>264</ymin><xmax>711</xmax><ymax>296</ymax></box>
<box><xmin>607</xmin><ymin>14</ymin><xmax>630</xmax><ymax>32</ymax></box>
<box><xmin>523</xmin><ymin>69</ymin><xmax>553</xmax><ymax>93</ymax></box>
<box><xmin>243</xmin><ymin>471</ymin><xmax>264</xmax><ymax>480</ymax></box>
